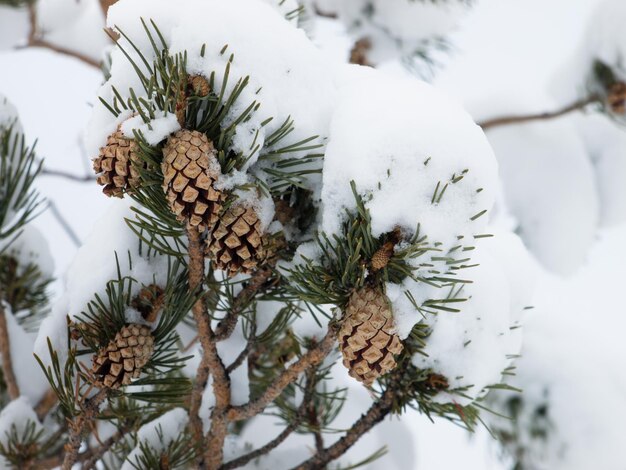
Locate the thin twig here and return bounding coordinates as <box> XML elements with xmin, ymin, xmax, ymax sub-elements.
<box><xmin>220</xmin><ymin>369</ymin><xmax>318</xmax><ymax>470</ymax></box>
<box><xmin>48</xmin><ymin>201</ymin><xmax>81</xmax><ymax>248</ymax></box>
<box><xmin>62</xmin><ymin>389</ymin><xmax>107</xmax><ymax>470</ymax></box>
<box><xmin>24</xmin><ymin>4</ymin><xmax>100</xmax><ymax>69</ymax></box>
<box><xmin>214</xmin><ymin>268</ymin><xmax>273</xmax><ymax>341</ymax></box>
<box><xmin>226</xmin><ymin>324</ymin><xmax>256</xmax><ymax>374</ymax></box>
<box><xmin>41</xmin><ymin>168</ymin><xmax>94</xmax><ymax>182</ymax></box>
<box><xmin>227</xmin><ymin>327</ymin><xmax>337</xmax><ymax>422</ymax></box>
<box><xmin>0</xmin><ymin>298</ymin><xmax>20</xmax><ymax>400</ymax></box>
<box><xmin>290</xmin><ymin>386</ymin><xmax>396</xmax><ymax>470</ymax></box>
<box><xmin>478</xmin><ymin>94</ymin><xmax>601</xmax><ymax>130</ymax></box>
<box><xmin>35</xmin><ymin>388</ymin><xmax>59</xmax><ymax>420</ymax></box>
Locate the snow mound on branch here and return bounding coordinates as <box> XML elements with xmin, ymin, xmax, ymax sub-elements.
<box><xmin>405</xmin><ymin>232</ymin><xmax>534</xmax><ymax>406</ymax></box>
<box><xmin>121</xmin><ymin>408</ymin><xmax>188</xmax><ymax>470</ymax></box>
<box><xmin>0</xmin><ymin>304</ymin><xmax>50</xmax><ymax>404</ymax></box>
<box><xmin>489</xmin><ymin>226</ymin><xmax>626</xmax><ymax>470</ymax></box>
<box><xmin>0</xmin><ymin>224</ymin><xmax>55</xmax><ymax>278</ymax></box>
<box><xmin>35</xmin><ymin>199</ymin><xmax>168</xmax><ymax>362</ymax></box>
<box><xmin>322</xmin><ymin>66</ymin><xmax>497</xmax><ymax>245</ymax></box>
<box><xmin>88</xmin><ymin>0</ymin><xmax>336</xmax><ymax>170</ymax></box>
<box><xmin>486</xmin><ymin>116</ymin><xmax>599</xmax><ymax>276</ymax></box>
<box><xmin>336</xmin><ymin>0</ymin><xmax>471</xmax><ymax>65</ymax></box>
<box><xmin>0</xmin><ymin>397</ymin><xmax>43</xmax><ymax>468</ymax></box>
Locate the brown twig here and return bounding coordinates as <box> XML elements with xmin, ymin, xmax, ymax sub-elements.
<box><xmin>478</xmin><ymin>94</ymin><xmax>601</xmax><ymax>130</ymax></box>
<box><xmin>24</xmin><ymin>4</ymin><xmax>101</xmax><ymax>69</ymax></box>
<box><xmin>220</xmin><ymin>369</ymin><xmax>318</xmax><ymax>470</ymax></box>
<box><xmin>214</xmin><ymin>268</ymin><xmax>274</xmax><ymax>341</ymax></box>
<box><xmin>62</xmin><ymin>389</ymin><xmax>107</xmax><ymax>470</ymax></box>
<box><xmin>0</xmin><ymin>297</ymin><xmax>20</xmax><ymax>400</ymax></box>
<box><xmin>35</xmin><ymin>388</ymin><xmax>59</xmax><ymax>420</ymax></box>
<box><xmin>40</xmin><ymin>168</ymin><xmax>94</xmax><ymax>182</ymax></box>
<box><xmin>227</xmin><ymin>327</ymin><xmax>337</xmax><ymax>422</ymax></box>
<box><xmin>81</xmin><ymin>427</ymin><xmax>127</xmax><ymax>470</ymax></box>
<box><xmin>290</xmin><ymin>386</ymin><xmax>396</xmax><ymax>470</ymax></box>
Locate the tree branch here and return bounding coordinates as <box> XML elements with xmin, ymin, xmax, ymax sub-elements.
<box><xmin>0</xmin><ymin>298</ymin><xmax>20</xmax><ymax>400</ymax></box>
<box><xmin>187</xmin><ymin>226</ymin><xmax>232</xmax><ymax>469</ymax></box>
<box><xmin>478</xmin><ymin>94</ymin><xmax>601</xmax><ymax>130</ymax></box>
<box><xmin>40</xmin><ymin>168</ymin><xmax>94</xmax><ymax>182</ymax></box>
<box><xmin>34</xmin><ymin>388</ymin><xmax>58</xmax><ymax>421</ymax></box>
<box><xmin>62</xmin><ymin>389</ymin><xmax>107</xmax><ymax>470</ymax></box>
<box><xmin>220</xmin><ymin>369</ymin><xmax>318</xmax><ymax>469</ymax></box>
<box><xmin>290</xmin><ymin>386</ymin><xmax>396</xmax><ymax>470</ymax></box>
<box><xmin>214</xmin><ymin>268</ymin><xmax>273</xmax><ymax>341</ymax></box>
<box><xmin>24</xmin><ymin>4</ymin><xmax>101</xmax><ymax>69</ymax></box>
<box><xmin>227</xmin><ymin>327</ymin><xmax>337</xmax><ymax>422</ymax></box>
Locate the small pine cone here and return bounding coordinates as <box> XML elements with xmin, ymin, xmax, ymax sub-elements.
<box><xmin>93</xmin><ymin>129</ymin><xmax>142</xmax><ymax>197</ymax></box>
<box><xmin>162</xmin><ymin>130</ymin><xmax>225</xmax><ymax>231</ymax></box>
<box><xmin>188</xmin><ymin>75</ymin><xmax>211</xmax><ymax>97</ymax></box>
<box><xmin>92</xmin><ymin>324</ymin><xmax>154</xmax><ymax>389</ymax></box>
<box><xmin>338</xmin><ymin>287</ymin><xmax>404</xmax><ymax>386</ymax></box>
<box><xmin>207</xmin><ymin>204</ymin><xmax>265</xmax><ymax>277</ymax></box>
<box><xmin>607</xmin><ymin>82</ymin><xmax>626</xmax><ymax>115</ymax></box>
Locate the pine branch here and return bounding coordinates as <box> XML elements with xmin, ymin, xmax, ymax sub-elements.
<box><xmin>478</xmin><ymin>94</ymin><xmax>601</xmax><ymax>130</ymax></box>
<box><xmin>290</xmin><ymin>386</ymin><xmax>396</xmax><ymax>470</ymax></box>
<box><xmin>0</xmin><ymin>298</ymin><xmax>20</xmax><ymax>400</ymax></box>
<box><xmin>40</xmin><ymin>167</ymin><xmax>94</xmax><ymax>182</ymax></box>
<box><xmin>220</xmin><ymin>369</ymin><xmax>318</xmax><ymax>470</ymax></box>
<box><xmin>227</xmin><ymin>326</ymin><xmax>338</xmax><ymax>422</ymax></box>
<box><xmin>62</xmin><ymin>388</ymin><xmax>107</xmax><ymax>470</ymax></box>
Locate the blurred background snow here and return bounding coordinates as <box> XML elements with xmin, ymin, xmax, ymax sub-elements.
<box><xmin>1</xmin><ymin>0</ymin><xmax>624</xmax><ymax>468</ymax></box>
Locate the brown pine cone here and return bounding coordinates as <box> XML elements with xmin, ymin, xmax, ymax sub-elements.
<box><xmin>93</xmin><ymin>129</ymin><xmax>142</xmax><ymax>197</ymax></box>
<box><xmin>207</xmin><ymin>203</ymin><xmax>265</xmax><ymax>277</ymax></box>
<box><xmin>92</xmin><ymin>324</ymin><xmax>154</xmax><ymax>389</ymax></box>
<box><xmin>162</xmin><ymin>130</ymin><xmax>225</xmax><ymax>231</ymax></box>
<box><xmin>607</xmin><ymin>82</ymin><xmax>626</xmax><ymax>115</ymax></box>
<box><xmin>338</xmin><ymin>287</ymin><xmax>404</xmax><ymax>386</ymax></box>
<box><xmin>188</xmin><ymin>75</ymin><xmax>211</xmax><ymax>97</ymax></box>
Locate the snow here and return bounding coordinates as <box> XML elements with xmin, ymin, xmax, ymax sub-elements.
<box><xmin>410</xmin><ymin>232</ymin><xmax>534</xmax><ymax>405</ymax></box>
<box><xmin>322</xmin><ymin>65</ymin><xmax>497</xmax><ymax>245</ymax></box>
<box><xmin>120</xmin><ymin>112</ymin><xmax>180</xmax><ymax>146</ymax></box>
<box><xmin>87</xmin><ymin>0</ymin><xmax>337</xmax><ymax>172</ymax></box>
<box><xmin>122</xmin><ymin>408</ymin><xmax>188</xmax><ymax>470</ymax></box>
<box><xmin>486</xmin><ymin>112</ymin><xmax>599</xmax><ymax>275</ymax></box>
<box><xmin>488</xmin><ymin>225</ymin><xmax>626</xmax><ymax>470</ymax></box>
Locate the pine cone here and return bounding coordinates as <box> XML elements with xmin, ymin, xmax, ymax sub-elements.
<box><xmin>607</xmin><ymin>82</ymin><xmax>626</xmax><ymax>114</ymax></box>
<box><xmin>207</xmin><ymin>203</ymin><xmax>265</xmax><ymax>277</ymax></box>
<box><xmin>162</xmin><ymin>130</ymin><xmax>224</xmax><ymax>231</ymax></box>
<box><xmin>92</xmin><ymin>324</ymin><xmax>154</xmax><ymax>389</ymax></box>
<box><xmin>188</xmin><ymin>75</ymin><xmax>211</xmax><ymax>97</ymax></box>
<box><xmin>338</xmin><ymin>287</ymin><xmax>404</xmax><ymax>386</ymax></box>
<box><xmin>93</xmin><ymin>129</ymin><xmax>142</xmax><ymax>197</ymax></box>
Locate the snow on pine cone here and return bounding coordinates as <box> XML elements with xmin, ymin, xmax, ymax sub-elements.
<box><xmin>207</xmin><ymin>203</ymin><xmax>265</xmax><ymax>277</ymax></box>
<box><xmin>162</xmin><ymin>130</ymin><xmax>224</xmax><ymax>231</ymax></box>
<box><xmin>338</xmin><ymin>287</ymin><xmax>404</xmax><ymax>386</ymax></box>
<box><xmin>92</xmin><ymin>323</ymin><xmax>154</xmax><ymax>389</ymax></box>
<box><xmin>93</xmin><ymin>129</ymin><xmax>142</xmax><ymax>197</ymax></box>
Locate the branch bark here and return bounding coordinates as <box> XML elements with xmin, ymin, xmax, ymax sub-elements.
<box><xmin>24</xmin><ymin>4</ymin><xmax>101</xmax><ymax>69</ymax></box>
<box><xmin>35</xmin><ymin>388</ymin><xmax>58</xmax><ymax>420</ymax></box>
<box><xmin>227</xmin><ymin>327</ymin><xmax>337</xmax><ymax>422</ymax></box>
<box><xmin>62</xmin><ymin>389</ymin><xmax>107</xmax><ymax>470</ymax></box>
<box><xmin>0</xmin><ymin>298</ymin><xmax>20</xmax><ymax>400</ymax></box>
<box><xmin>290</xmin><ymin>386</ymin><xmax>396</xmax><ymax>470</ymax></box>
<box><xmin>478</xmin><ymin>94</ymin><xmax>601</xmax><ymax>130</ymax></box>
<box><xmin>187</xmin><ymin>226</ymin><xmax>232</xmax><ymax>469</ymax></box>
